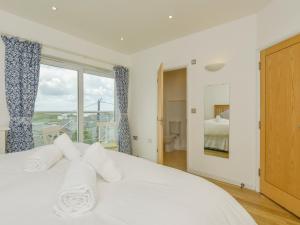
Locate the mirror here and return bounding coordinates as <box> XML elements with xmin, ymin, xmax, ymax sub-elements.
<box><xmin>204</xmin><ymin>84</ymin><xmax>230</xmax><ymax>158</ymax></box>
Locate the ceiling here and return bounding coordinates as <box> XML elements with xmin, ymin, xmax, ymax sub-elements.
<box><xmin>0</xmin><ymin>0</ymin><xmax>270</xmax><ymax>54</ymax></box>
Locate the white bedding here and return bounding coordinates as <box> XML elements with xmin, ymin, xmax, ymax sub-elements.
<box><xmin>204</xmin><ymin>118</ymin><xmax>229</xmax><ymax>136</ymax></box>
<box><xmin>0</xmin><ymin>143</ymin><xmax>256</xmax><ymax>225</ymax></box>
<box><xmin>205</xmin><ymin>135</ymin><xmax>229</xmax><ymax>151</ymax></box>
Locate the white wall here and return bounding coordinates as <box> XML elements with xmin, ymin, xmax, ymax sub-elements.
<box><xmin>257</xmin><ymin>0</ymin><xmax>300</xmax><ymax>49</ymax></box>
<box><xmin>0</xmin><ymin>9</ymin><xmax>130</xmax><ymax>127</ymax></box>
<box><xmin>130</xmin><ymin>15</ymin><xmax>258</xmax><ymax>189</ymax></box>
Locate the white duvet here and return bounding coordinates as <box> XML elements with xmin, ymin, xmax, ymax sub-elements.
<box><xmin>0</xmin><ymin>143</ymin><xmax>256</xmax><ymax>225</ymax></box>
<box><xmin>204</xmin><ymin>118</ymin><xmax>229</xmax><ymax>136</ymax></box>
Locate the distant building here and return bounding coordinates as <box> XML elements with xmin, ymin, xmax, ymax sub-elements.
<box><xmin>33</xmin><ymin>111</ymin><xmax>116</xmax><ymax>147</ymax></box>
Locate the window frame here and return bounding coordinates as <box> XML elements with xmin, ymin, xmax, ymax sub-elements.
<box><xmin>39</xmin><ymin>56</ymin><xmax>116</xmax><ymax>143</ymax></box>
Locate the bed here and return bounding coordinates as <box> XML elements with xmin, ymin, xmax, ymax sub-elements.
<box><xmin>0</xmin><ymin>143</ymin><xmax>256</xmax><ymax>225</ymax></box>
<box><xmin>204</xmin><ymin>105</ymin><xmax>230</xmax><ymax>151</ymax></box>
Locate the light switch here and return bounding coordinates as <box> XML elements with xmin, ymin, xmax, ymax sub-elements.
<box><xmin>191</xmin><ymin>108</ymin><xmax>197</xmax><ymax>114</ymax></box>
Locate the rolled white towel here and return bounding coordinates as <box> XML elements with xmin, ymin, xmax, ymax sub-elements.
<box><xmin>54</xmin><ymin>133</ymin><xmax>81</xmax><ymax>161</ymax></box>
<box><xmin>24</xmin><ymin>144</ymin><xmax>63</xmax><ymax>172</ymax></box>
<box><xmin>54</xmin><ymin>161</ymin><xmax>97</xmax><ymax>217</ymax></box>
<box><xmin>83</xmin><ymin>143</ymin><xmax>122</xmax><ymax>182</ymax></box>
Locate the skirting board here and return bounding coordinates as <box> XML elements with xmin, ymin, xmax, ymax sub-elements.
<box><xmin>187</xmin><ymin>168</ymin><xmax>256</xmax><ymax>191</ymax></box>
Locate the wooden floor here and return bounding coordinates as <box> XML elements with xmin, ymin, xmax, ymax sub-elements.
<box><xmin>210</xmin><ymin>179</ymin><xmax>300</xmax><ymax>225</ymax></box>
<box><xmin>163</xmin><ymin>151</ymin><xmax>300</xmax><ymax>225</ymax></box>
<box><xmin>164</xmin><ymin>150</ymin><xmax>187</xmax><ymax>171</ymax></box>
<box><xmin>204</xmin><ymin>149</ymin><xmax>229</xmax><ymax>158</ymax></box>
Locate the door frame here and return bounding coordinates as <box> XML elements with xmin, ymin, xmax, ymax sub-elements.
<box><xmin>157</xmin><ymin>63</ymin><xmax>164</xmax><ymax>164</ymax></box>
<box><xmin>157</xmin><ymin>63</ymin><xmax>189</xmax><ymax>168</ymax></box>
<box><xmin>260</xmin><ymin>33</ymin><xmax>300</xmax><ymax>217</ymax></box>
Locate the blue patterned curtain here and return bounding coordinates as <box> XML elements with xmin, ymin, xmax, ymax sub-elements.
<box><xmin>114</xmin><ymin>66</ymin><xmax>132</xmax><ymax>154</ymax></box>
<box><xmin>1</xmin><ymin>36</ymin><xmax>41</xmax><ymax>153</ymax></box>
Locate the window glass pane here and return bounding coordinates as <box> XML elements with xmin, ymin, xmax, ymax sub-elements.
<box><xmin>83</xmin><ymin>73</ymin><xmax>117</xmax><ymax>149</ymax></box>
<box><xmin>33</xmin><ymin>64</ymin><xmax>78</xmax><ymax>147</ymax></box>
<box><xmin>83</xmin><ymin>113</ymin><xmax>117</xmax><ymax>149</ymax></box>
<box><xmin>35</xmin><ymin>64</ymin><xmax>78</xmax><ymax>111</ymax></box>
<box><xmin>84</xmin><ymin>74</ymin><xmax>114</xmax><ymax>112</ymax></box>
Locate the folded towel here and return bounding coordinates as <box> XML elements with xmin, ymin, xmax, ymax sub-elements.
<box><xmin>54</xmin><ymin>133</ymin><xmax>81</xmax><ymax>161</ymax></box>
<box><xmin>24</xmin><ymin>144</ymin><xmax>63</xmax><ymax>172</ymax></box>
<box><xmin>54</xmin><ymin>161</ymin><xmax>97</xmax><ymax>217</ymax></box>
<box><xmin>83</xmin><ymin>143</ymin><xmax>122</xmax><ymax>182</ymax></box>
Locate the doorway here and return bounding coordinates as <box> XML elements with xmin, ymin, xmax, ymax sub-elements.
<box><xmin>157</xmin><ymin>65</ymin><xmax>187</xmax><ymax>171</ymax></box>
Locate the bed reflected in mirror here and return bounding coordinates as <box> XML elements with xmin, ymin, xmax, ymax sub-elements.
<box><xmin>204</xmin><ymin>84</ymin><xmax>230</xmax><ymax>158</ymax></box>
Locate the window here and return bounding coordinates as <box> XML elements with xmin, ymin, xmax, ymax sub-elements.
<box><xmin>83</xmin><ymin>73</ymin><xmax>117</xmax><ymax>148</ymax></box>
<box><xmin>33</xmin><ymin>60</ymin><xmax>116</xmax><ymax>149</ymax></box>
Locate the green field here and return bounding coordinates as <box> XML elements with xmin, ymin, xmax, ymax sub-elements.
<box><xmin>32</xmin><ymin>112</ymin><xmax>117</xmax><ymax>150</ymax></box>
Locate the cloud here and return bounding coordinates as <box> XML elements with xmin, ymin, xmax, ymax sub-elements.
<box><xmin>38</xmin><ymin>66</ymin><xmax>77</xmax><ymax>96</ymax></box>
<box><xmin>39</xmin><ymin>81</ymin><xmax>73</xmax><ymax>96</ymax></box>
<box><xmin>35</xmin><ymin>65</ymin><xmax>114</xmax><ymax>112</ymax></box>
<box><xmin>83</xmin><ymin>74</ymin><xmax>114</xmax><ymax>111</ymax></box>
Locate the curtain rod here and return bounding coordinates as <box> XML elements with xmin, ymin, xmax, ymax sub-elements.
<box><xmin>0</xmin><ymin>32</ymin><xmax>119</xmax><ymax>67</ymax></box>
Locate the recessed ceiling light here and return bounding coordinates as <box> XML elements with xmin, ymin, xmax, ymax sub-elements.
<box><xmin>168</xmin><ymin>15</ymin><xmax>173</xmax><ymax>19</ymax></box>
<box><xmin>120</xmin><ymin>37</ymin><xmax>124</xmax><ymax>41</ymax></box>
<box><xmin>51</xmin><ymin>6</ymin><xmax>57</xmax><ymax>11</ymax></box>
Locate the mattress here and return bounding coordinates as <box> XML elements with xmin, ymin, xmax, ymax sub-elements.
<box><xmin>0</xmin><ymin>143</ymin><xmax>256</xmax><ymax>225</ymax></box>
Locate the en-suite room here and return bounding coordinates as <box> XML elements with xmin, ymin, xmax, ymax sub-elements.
<box><xmin>163</xmin><ymin>68</ymin><xmax>187</xmax><ymax>170</ymax></box>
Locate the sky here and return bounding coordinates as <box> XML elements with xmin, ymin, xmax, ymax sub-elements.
<box><xmin>35</xmin><ymin>64</ymin><xmax>114</xmax><ymax>112</ymax></box>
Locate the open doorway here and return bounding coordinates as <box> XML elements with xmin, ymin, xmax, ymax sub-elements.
<box><xmin>157</xmin><ymin>65</ymin><xmax>187</xmax><ymax>171</ymax></box>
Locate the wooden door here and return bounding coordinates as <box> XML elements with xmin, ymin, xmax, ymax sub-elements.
<box><xmin>261</xmin><ymin>34</ymin><xmax>300</xmax><ymax>217</ymax></box>
<box><xmin>157</xmin><ymin>63</ymin><xmax>164</xmax><ymax>164</ymax></box>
